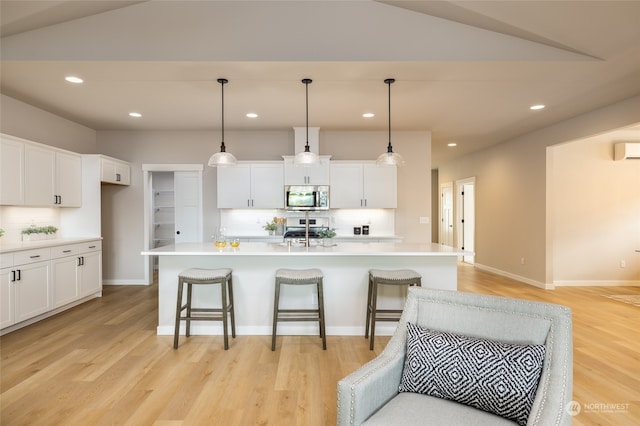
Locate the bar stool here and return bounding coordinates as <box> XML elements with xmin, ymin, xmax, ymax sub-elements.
<box><xmin>366</xmin><ymin>269</ymin><xmax>421</xmax><ymax>350</ymax></box>
<box><xmin>272</xmin><ymin>268</ymin><xmax>326</xmax><ymax>351</ymax></box>
<box><xmin>174</xmin><ymin>268</ymin><xmax>235</xmax><ymax>350</ymax></box>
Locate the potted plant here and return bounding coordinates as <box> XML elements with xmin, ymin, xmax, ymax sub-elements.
<box><xmin>263</xmin><ymin>221</ymin><xmax>278</xmax><ymax>235</ymax></box>
<box><xmin>21</xmin><ymin>225</ymin><xmax>58</xmax><ymax>241</ymax></box>
<box><xmin>0</xmin><ymin>228</ymin><xmax>4</xmax><ymax>238</ymax></box>
<box><xmin>317</xmin><ymin>227</ymin><xmax>336</xmax><ymax>246</ymax></box>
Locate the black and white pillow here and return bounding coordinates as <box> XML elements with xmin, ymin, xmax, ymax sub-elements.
<box><xmin>399</xmin><ymin>322</ymin><xmax>546</xmax><ymax>426</ymax></box>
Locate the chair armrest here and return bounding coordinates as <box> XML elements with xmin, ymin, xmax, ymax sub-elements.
<box><xmin>337</xmin><ymin>342</ymin><xmax>406</xmax><ymax>425</ymax></box>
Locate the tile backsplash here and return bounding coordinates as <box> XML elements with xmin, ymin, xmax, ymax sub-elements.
<box><xmin>0</xmin><ymin>207</ymin><xmax>60</xmax><ymax>243</ymax></box>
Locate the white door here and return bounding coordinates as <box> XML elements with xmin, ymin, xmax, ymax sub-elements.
<box><xmin>0</xmin><ymin>137</ymin><xmax>25</xmax><ymax>205</ymax></box>
<box><xmin>24</xmin><ymin>144</ymin><xmax>55</xmax><ymax>206</ymax></box>
<box><xmin>217</xmin><ymin>165</ymin><xmax>251</xmax><ymax>208</ymax></box>
<box><xmin>55</xmin><ymin>152</ymin><xmax>82</xmax><ymax>207</ymax></box>
<box><xmin>0</xmin><ymin>267</ymin><xmax>15</xmax><ymax>328</ymax></box>
<box><xmin>251</xmin><ymin>163</ymin><xmax>284</xmax><ymax>208</ymax></box>
<box><xmin>14</xmin><ymin>261</ymin><xmax>51</xmax><ymax>322</ymax></box>
<box><xmin>330</xmin><ymin>163</ymin><xmax>363</xmax><ymax>208</ymax></box>
<box><xmin>439</xmin><ymin>182</ymin><xmax>454</xmax><ymax>246</ymax></box>
<box><xmin>79</xmin><ymin>251</ymin><xmax>102</xmax><ymax>297</ymax></box>
<box><xmin>174</xmin><ymin>171</ymin><xmax>203</xmax><ymax>243</ymax></box>
<box><xmin>363</xmin><ymin>164</ymin><xmax>397</xmax><ymax>208</ymax></box>
<box><xmin>51</xmin><ymin>256</ymin><xmax>79</xmax><ymax>308</ymax></box>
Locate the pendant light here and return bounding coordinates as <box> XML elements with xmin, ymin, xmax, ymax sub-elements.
<box><xmin>208</xmin><ymin>78</ymin><xmax>237</xmax><ymax>167</ymax></box>
<box><xmin>376</xmin><ymin>78</ymin><xmax>405</xmax><ymax>166</ymax></box>
<box><xmin>293</xmin><ymin>78</ymin><xmax>320</xmax><ymax>165</ymax></box>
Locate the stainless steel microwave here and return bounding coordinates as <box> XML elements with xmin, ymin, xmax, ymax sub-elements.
<box><xmin>285</xmin><ymin>185</ymin><xmax>329</xmax><ymax>211</ymax></box>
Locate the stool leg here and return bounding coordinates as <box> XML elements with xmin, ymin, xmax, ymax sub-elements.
<box><xmin>174</xmin><ymin>277</ymin><xmax>184</xmax><ymax>349</ymax></box>
<box><xmin>227</xmin><ymin>275</ymin><xmax>236</xmax><ymax>338</ymax></box>
<box><xmin>365</xmin><ymin>273</ymin><xmax>373</xmax><ymax>339</ymax></box>
<box><xmin>317</xmin><ymin>278</ymin><xmax>327</xmax><ymax>350</ymax></box>
<box><xmin>185</xmin><ymin>283</ymin><xmax>193</xmax><ymax>337</ymax></box>
<box><xmin>369</xmin><ymin>280</ymin><xmax>378</xmax><ymax>350</ymax></box>
<box><xmin>271</xmin><ymin>279</ymin><xmax>281</xmax><ymax>351</ymax></box>
<box><xmin>221</xmin><ymin>278</ymin><xmax>229</xmax><ymax>350</ymax></box>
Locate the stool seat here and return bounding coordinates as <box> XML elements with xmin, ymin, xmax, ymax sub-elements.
<box><xmin>179</xmin><ymin>268</ymin><xmax>232</xmax><ymax>281</ymax></box>
<box><xmin>276</xmin><ymin>268</ymin><xmax>323</xmax><ymax>281</ymax></box>
<box><xmin>366</xmin><ymin>269</ymin><xmax>421</xmax><ymax>350</ymax></box>
<box><xmin>174</xmin><ymin>268</ymin><xmax>235</xmax><ymax>350</ymax></box>
<box><xmin>369</xmin><ymin>269</ymin><xmax>422</xmax><ymax>282</ymax></box>
<box><xmin>272</xmin><ymin>268</ymin><xmax>326</xmax><ymax>351</ymax></box>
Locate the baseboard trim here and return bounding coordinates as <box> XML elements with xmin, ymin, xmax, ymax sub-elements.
<box><xmin>554</xmin><ymin>280</ymin><xmax>640</xmax><ymax>287</ymax></box>
<box><xmin>473</xmin><ymin>263</ymin><xmax>552</xmax><ymax>289</ymax></box>
<box><xmin>103</xmin><ymin>279</ymin><xmax>150</xmax><ymax>286</ymax></box>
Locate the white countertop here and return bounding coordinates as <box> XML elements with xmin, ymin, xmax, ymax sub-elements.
<box><xmin>142</xmin><ymin>241</ymin><xmax>466</xmax><ymax>257</ymax></box>
<box><xmin>0</xmin><ymin>237</ymin><xmax>102</xmax><ymax>254</ymax></box>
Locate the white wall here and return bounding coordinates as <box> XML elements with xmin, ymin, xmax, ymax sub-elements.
<box><xmin>97</xmin><ymin>130</ymin><xmax>431</xmax><ymax>282</ymax></box>
<box><xmin>438</xmin><ymin>94</ymin><xmax>640</xmax><ymax>287</ymax></box>
<box><xmin>550</xmin><ymin>137</ymin><xmax>639</xmax><ymax>285</ymax></box>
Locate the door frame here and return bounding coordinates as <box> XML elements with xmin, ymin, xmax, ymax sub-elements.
<box><xmin>142</xmin><ymin>164</ymin><xmax>203</xmax><ymax>285</ymax></box>
<box><xmin>439</xmin><ymin>181</ymin><xmax>454</xmax><ymax>246</ymax></box>
<box><xmin>455</xmin><ymin>176</ymin><xmax>476</xmax><ymax>264</ymax></box>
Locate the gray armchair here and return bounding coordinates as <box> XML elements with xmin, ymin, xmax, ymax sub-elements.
<box><xmin>337</xmin><ymin>287</ymin><xmax>573</xmax><ymax>426</ymax></box>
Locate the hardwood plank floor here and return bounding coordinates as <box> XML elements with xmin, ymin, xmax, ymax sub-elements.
<box><xmin>1</xmin><ymin>264</ymin><xmax>638</xmax><ymax>425</ymax></box>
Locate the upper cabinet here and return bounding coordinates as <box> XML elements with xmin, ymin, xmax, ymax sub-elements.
<box><xmin>1</xmin><ymin>134</ymin><xmax>81</xmax><ymax>207</ymax></box>
<box><xmin>100</xmin><ymin>156</ymin><xmax>130</xmax><ymax>185</ymax></box>
<box><xmin>330</xmin><ymin>162</ymin><xmax>397</xmax><ymax>209</ymax></box>
<box><xmin>217</xmin><ymin>162</ymin><xmax>284</xmax><ymax>209</ymax></box>
<box><xmin>283</xmin><ymin>155</ymin><xmax>330</xmax><ymax>185</ymax></box>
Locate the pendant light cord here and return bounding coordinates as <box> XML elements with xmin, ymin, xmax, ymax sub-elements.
<box><xmin>218</xmin><ymin>78</ymin><xmax>228</xmax><ymax>151</ymax></box>
<box><xmin>302</xmin><ymin>78</ymin><xmax>312</xmax><ymax>152</ymax></box>
<box><xmin>385</xmin><ymin>78</ymin><xmax>395</xmax><ymax>153</ymax></box>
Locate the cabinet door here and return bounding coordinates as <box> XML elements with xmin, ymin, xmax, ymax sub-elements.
<box><xmin>101</xmin><ymin>159</ymin><xmax>130</xmax><ymax>185</ymax></box>
<box><xmin>0</xmin><ymin>137</ymin><xmax>25</xmax><ymax>205</ymax></box>
<box><xmin>363</xmin><ymin>164</ymin><xmax>397</xmax><ymax>208</ymax></box>
<box><xmin>55</xmin><ymin>152</ymin><xmax>82</xmax><ymax>207</ymax></box>
<box><xmin>330</xmin><ymin>163</ymin><xmax>364</xmax><ymax>208</ymax></box>
<box><xmin>14</xmin><ymin>261</ymin><xmax>51</xmax><ymax>323</ymax></box>
<box><xmin>251</xmin><ymin>163</ymin><xmax>284</xmax><ymax>208</ymax></box>
<box><xmin>24</xmin><ymin>144</ymin><xmax>55</xmax><ymax>206</ymax></box>
<box><xmin>78</xmin><ymin>251</ymin><xmax>102</xmax><ymax>297</ymax></box>
<box><xmin>217</xmin><ymin>165</ymin><xmax>251</xmax><ymax>208</ymax></box>
<box><xmin>0</xmin><ymin>267</ymin><xmax>15</xmax><ymax>329</ymax></box>
<box><xmin>115</xmin><ymin>163</ymin><xmax>131</xmax><ymax>185</ymax></box>
<box><xmin>174</xmin><ymin>171</ymin><xmax>202</xmax><ymax>243</ymax></box>
<box><xmin>51</xmin><ymin>256</ymin><xmax>79</xmax><ymax>308</ymax></box>
<box><xmin>284</xmin><ymin>157</ymin><xmax>329</xmax><ymax>185</ymax></box>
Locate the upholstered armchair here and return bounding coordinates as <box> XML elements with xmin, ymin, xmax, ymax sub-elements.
<box><xmin>337</xmin><ymin>287</ymin><xmax>573</xmax><ymax>426</ymax></box>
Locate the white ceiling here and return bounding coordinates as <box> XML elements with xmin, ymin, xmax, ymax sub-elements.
<box><xmin>1</xmin><ymin>0</ymin><xmax>639</xmax><ymax>167</ymax></box>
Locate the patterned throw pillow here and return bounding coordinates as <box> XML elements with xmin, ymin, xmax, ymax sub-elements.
<box><xmin>399</xmin><ymin>323</ymin><xmax>546</xmax><ymax>426</ymax></box>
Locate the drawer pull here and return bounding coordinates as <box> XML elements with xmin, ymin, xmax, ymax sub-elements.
<box><xmin>89</xmin><ymin>245</ymin><xmax>96</xmax><ymax>249</ymax></box>
<box><xmin>63</xmin><ymin>250</ymin><xmax>72</xmax><ymax>253</ymax></box>
<box><xmin>30</xmin><ymin>255</ymin><xmax>41</xmax><ymax>259</ymax></box>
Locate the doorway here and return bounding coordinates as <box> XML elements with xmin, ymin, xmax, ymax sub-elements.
<box><xmin>456</xmin><ymin>177</ymin><xmax>475</xmax><ymax>264</ymax></box>
<box><xmin>142</xmin><ymin>164</ymin><xmax>204</xmax><ymax>284</ymax></box>
<box><xmin>439</xmin><ymin>182</ymin><xmax>454</xmax><ymax>246</ymax></box>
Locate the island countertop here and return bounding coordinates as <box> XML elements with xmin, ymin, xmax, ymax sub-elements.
<box><xmin>143</xmin><ymin>241</ymin><xmax>468</xmax><ymax>338</ymax></box>
<box><xmin>141</xmin><ymin>241</ymin><xmax>465</xmax><ymax>257</ymax></box>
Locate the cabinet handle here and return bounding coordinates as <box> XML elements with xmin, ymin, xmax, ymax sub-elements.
<box><xmin>116</xmin><ymin>173</ymin><xmax>121</xmax><ymax>182</ymax></box>
<box><xmin>89</xmin><ymin>245</ymin><xmax>96</xmax><ymax>249</ymax></box>
<box><xmin>11</xmin><ymin>270</ymin><xmax>15</xmax><ymax>282</ymax></box>
<box><xmin>176</xmin><ymin>231</ymin><xmax>180</xmax><ymax>235</ymax></box>
<box><xmin>78</xmin><ymin>256</ymin><xmax>85</xmax><ymax>266</ymax></box>
<box><xmin>16</xmin><ymin>269</ymin><xmax>21</xmax><ymax>281</ymax></box>
<box><xmin>364</xmin><ymin>199</ymin><xmax>367</xmax><ymax>207</ymax></box>
<box><xmin>63</xmin><ymin>250</ymin><xmax>72</xmax><ymax>253</ymax></box>
<box><xmin>30</xmin><ymin>255</ymin><xmax>41</xmax><ymax>259</ymax></box>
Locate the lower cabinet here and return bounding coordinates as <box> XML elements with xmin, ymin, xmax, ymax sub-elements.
<box><xmin>1</xmin><ymin>239</ymin><xmax>102</xmax><ymax>333</ymax></box>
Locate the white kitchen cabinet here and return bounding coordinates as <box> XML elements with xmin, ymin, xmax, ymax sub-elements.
<box><xmin>0</xmin><ymin>136</ymin><xmax>25</xmax><ymax>205</ymax></box>
<box><xmin>1</xmin><ymin>134</ymin><xmax>81</xmax><ymax>207</ymax></box>
<box><xmin>0</xmin><ymin>265</ymin><xmax>14</xmax><ymax>329</ymax></box>
<box><xmin>101</xmin><ymin>156</ymin><xmax>130</xmax><ymax>185</ymax></box>
<box><xmin>51</xmin><ymin>241</ymin><xmax>102</xmax><ymax>304</ymax></box>
<box><xmin>283</xmin><ymin>156</ymin><xmax>330</xmax><ymax>185</ymax></box>
<box><xmin>330</xmin><ymin>162</ymin><xmax>397</xmax><ymax>208</ymax></box>
<box><xmin>51</xmin><ymin>254</ymin><xmax>79</xmax><ymax>308</ymax></box>
<box><xmin>78</xmin><ymin>250</ymin><xmax>102</xmax><ymax>297</ymax></box>
<box><xmin>217</xmin><ymin>162</ymin><xmax>283</xmax><ymax>209</ymax></box>
<box><xmin>10</xmin><ymin>248</ymin><xmax>52</xmax><ymax>324</ymax></box>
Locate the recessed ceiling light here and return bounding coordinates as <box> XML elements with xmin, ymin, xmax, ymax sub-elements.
<box><xmin>530</xmin><ymin>104</ymin><xmax>545</xmax><ymax>110</ymax></box>
<box><xmin>362</xmin><ymin>113</ymin><xmax>375</xmax><ymax>118</ymax></box>
<box><xmin>447</xmin><ymin>143</ymin><xmax>457</xmax><ymax>147</ymax></box>
<box><xmin>246</xmin><ymin>113</ymin><xmax>258</xmax><ymax>118</ymax></box>
<box><xmin>65</xmin><ymin>76</ymin><xmax>83</xmax><ymax>84</ymax></box>
<box><xmin>129</xmin><ymin>112</ymin><xmax>142</xmax><ymax>118</ymax></box>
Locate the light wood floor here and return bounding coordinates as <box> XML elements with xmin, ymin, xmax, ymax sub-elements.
<box><xmin>1</xmin><ymin>265</ymin><xmax>638</xmax><ymax>425</ymax></box>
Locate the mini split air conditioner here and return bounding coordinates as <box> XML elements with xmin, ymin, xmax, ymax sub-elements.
<box><xmin>614</xmin><ymin>143</ymin><xmax>640</xmax><ymax>160</ymax></box>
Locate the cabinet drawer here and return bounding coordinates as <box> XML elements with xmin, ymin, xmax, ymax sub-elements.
<box><xmin>13</xmin><ymin>248</ymin><xmax>51</xmax><ymax>266</ymax></box>
<box><xmin>50</xmin><ymin>241</ymin><xmax>101</xmax><ymax>258</ymax></box>
<box><xmin>77</xmin><ymin>240</ymin><xmax>101</xmax><ymax>253</ymax></box>
<box><xmin>0</xmin><ymin>253</ymin><xmax>14</xmax><ymax>269</ymax></box>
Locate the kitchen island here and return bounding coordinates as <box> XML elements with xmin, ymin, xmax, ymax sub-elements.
<box><xmin>142</xmin><ymin>242</ymin><xmax>467</xmax><ymax>336</ymax></box>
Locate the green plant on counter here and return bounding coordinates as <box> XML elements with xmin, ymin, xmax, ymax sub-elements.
<box><xmin>263</xmin><ymin>221</ymin><xmax>277</xmax><ymax>232</ymax></box>
<box><xmin>317</xmin><ymin>227</ymin><xmax>336</xmax><ymax>239</ymax></box>
<box><xmin>21</xmin><ymin>225</ymin><xmax>58</xmax><ymax>235</ymax></box>
<box><xmin>0</xmin><ymin>228</ymin><xmax>4</xmax><ymax>238</ymax></box>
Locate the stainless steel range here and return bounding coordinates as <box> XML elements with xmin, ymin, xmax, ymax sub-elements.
<box><xmin>283</xmin><ymin>217</ymin><xmax>329</xmax><ymax>241</ymax></box>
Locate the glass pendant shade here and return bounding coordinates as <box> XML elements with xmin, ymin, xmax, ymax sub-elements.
<box><xmin>208</xmin><ymin>78</ymin><xmax>237</xmax><ymax>167</ymax></box>
<box><xmin>294</xmin><ymin>78</ymin><xmax>320</xmax><ymax>166</ymax></box>
<box><xmin>376</xmin><ymin>78</ymin><xmax>404</xmax><ymax>167</ymax></box>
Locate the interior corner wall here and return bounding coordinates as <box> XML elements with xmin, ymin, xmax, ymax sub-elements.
<box><xmin>0</xmin><ymin>94</ymin><xmax>96</xmax><ymax>152</ymax></box>
<box><xmin>438</xmin><ymin>94</ymin><xmax>640</xmax><ymax>287</ymax></box>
